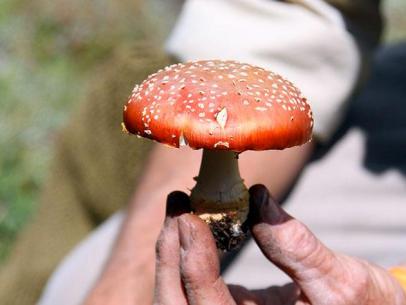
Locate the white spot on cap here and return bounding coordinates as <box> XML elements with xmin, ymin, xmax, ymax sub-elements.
<box><xmin>214</xmin><ymin>141</ymin><xmax>230</xmax><ymax>148</ymax></box>
<box><xmin>216</xmin><ymin>107</ymin><xmax>228</xmax><ymax>129</ymax></box>
<box><xmin>179</xmin><ymin>133</ymin><xmax>188</xmax><ymax>147</ymax></box>
<box><xmin>121</xmin><ymin>122</ymin><xmax>129</xmax><ymax>134</ymax></box>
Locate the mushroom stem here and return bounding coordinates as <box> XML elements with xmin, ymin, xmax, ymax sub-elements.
<box><xmin>190</xmin><ymin>149</ymin><xmax>249</xmax><ymax>238</ymax></box>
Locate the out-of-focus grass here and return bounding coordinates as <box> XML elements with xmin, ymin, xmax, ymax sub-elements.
<box><xmin>0</xmin><ymin>0</ymin><xmax>405</xmax><ymax>262</ymax></box>
<box><xmin>0</xmin><ymin>0</ymin><xmax>147</xmax><ymax>260</ymax></box>
<box><xmin>0</xmin><ymin>0</ymin><xmax>86</xmax><ymax>260</ymax></box>
<box><xmin>384</xmin><ymin>0</ymin><xmax>406</xmax><ymax>43</ymax></box>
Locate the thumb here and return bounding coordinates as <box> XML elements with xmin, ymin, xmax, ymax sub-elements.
<box><xmin>248</xmin><ymin>185</ymin><xmax>338</xmax><ymax>288</ymax></box>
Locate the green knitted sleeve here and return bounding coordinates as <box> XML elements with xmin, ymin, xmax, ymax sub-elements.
<box><xmin>0</xmin><ymin>44</ymin><xmax>170</xmax><ymax>305</ymax></box>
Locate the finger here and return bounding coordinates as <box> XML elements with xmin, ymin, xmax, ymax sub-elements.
<box><xmin>229</xmin><ymin>283</ymin><xmax>301</xmax><ymax>305</ymax></box>
<box><xmin>248</xmin><ymin>185</ymin><xmax>338</xmax><ymax>289</ymax></box>
<box><xmin>259</xmin><ymin>283</ymin><xmax>302</xmax><ymax>305</ymax></box>
<box><xmin>178</xmin><ymin>214</ymin><xmax>236</xmax><ymax>305</ymax></box>
<box><xmin>154</xmin><ymin>192</ymin><xmax>191</xmax><ymax>305</ymax></box>
<box><xmin>228</xmin><ymin>285</ymin><xmax>262</xmax><ymax>305</ymax></box>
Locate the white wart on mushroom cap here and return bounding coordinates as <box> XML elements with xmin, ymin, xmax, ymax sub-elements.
<box><xmin>123</xmin><ymin>60</ymin><xmax>313</xmax><ymax>152</ymax></box>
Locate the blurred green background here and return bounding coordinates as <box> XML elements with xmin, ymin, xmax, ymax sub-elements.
<box><xmin>0</xmin><ymin>0</ymin><xmax>406</xmax><ymax>262</ymax></box>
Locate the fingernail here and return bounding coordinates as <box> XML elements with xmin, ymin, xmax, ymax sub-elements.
<box><xmin>178</xmin><ymin>216</ymin><xmax>193</xmax><ymax>252</ymax></box>
<box><xmin>166</xmin><ymin>191</ymin><xmax>191</xmax><ymax>218</ymax></box>
<box><xmin>248</xmin><ymin>184</ymin><xmax>282</xmax><ymax>225</ymax></box>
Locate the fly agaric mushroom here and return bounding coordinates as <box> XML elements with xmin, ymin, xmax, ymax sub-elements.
<box><xmin>123</xmin><ymin>60</ymin><xmax>313</xmax><ymax>251</ymax></box>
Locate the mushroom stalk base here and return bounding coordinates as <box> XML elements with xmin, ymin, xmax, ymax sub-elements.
<box><xmin>190</xmin><ymin>149</ymin><xmax>249</xmax><ymax>251</ymax></box>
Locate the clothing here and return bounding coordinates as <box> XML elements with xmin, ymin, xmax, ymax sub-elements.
<box><xmin>0</xmin><ymin>0</ymin><xmax>384</xmax><ymax>304</ymax></box>
<box><xmin>0</xmin><ymin>45</ymin><xmax>169</xmax><ymax>305</ymax></box>
<box><xmin>166</xmin><ymin>0</ymin><xmax>360</xmax><ymax>142</ymax></box>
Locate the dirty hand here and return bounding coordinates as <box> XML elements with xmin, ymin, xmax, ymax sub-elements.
<box><xmin>154</xmin><ymin>185</ymin><xmax>406</xmax><ymax>305</ymax></box>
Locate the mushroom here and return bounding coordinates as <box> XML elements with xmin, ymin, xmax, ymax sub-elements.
<box><xmin>123</xmin><ymin>60</ymin><xmax>313</xmax><ymax>251</ymax></box>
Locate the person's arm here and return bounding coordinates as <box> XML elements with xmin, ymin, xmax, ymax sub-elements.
<box><xmin>154</xmin><ymin>185</ymin><xmax>406</xmax><ymax>305</ymax></box>
<box><xmin>0</xmin><ymin>142</ymin><xmax>94</xmax><ymax>305</ymax></box>
<box><xmin>84</xmin><ymin>142</ymin><xmax>314</xmax><ymax>304</ymax></box>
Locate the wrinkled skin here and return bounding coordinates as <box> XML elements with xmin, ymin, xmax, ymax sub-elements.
<box><xmin>154</xmin><ymin>185</ymin><xmax>406</xmax><ymax>305</ymax></box>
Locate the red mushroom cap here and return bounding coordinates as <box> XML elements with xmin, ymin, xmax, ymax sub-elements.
<box><xmin>123</xmin><ymin>60</ymin><xmax>313</xmax><ymax>152</ymax></box>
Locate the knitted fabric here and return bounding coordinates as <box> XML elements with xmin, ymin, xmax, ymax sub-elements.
<box><xmin>0</xmin><ymin>44</ymin><xmax>170</xmax><ymax>305</ymax></box>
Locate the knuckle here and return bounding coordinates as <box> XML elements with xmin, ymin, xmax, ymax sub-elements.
<box><xmin>155</xmin><ymin>230</ymin><xmax>166</xmax><ymax>258</ymax></box>
<box><xmin>327</xmin><ymin>258</ymin><xmax>370</xmax><ymax>305</ymax></box>
<box><xmin>344</xmin><ymin>261</ymin><xmax>371</xmax><ymax>301</ymax></box>
<box><xmin>278</xmin><ymin>220</ymin><xmax>318</xmax><ymax>263</ymax></box>
<box><xmin>181</xmin><ymin>253</ymin><xmax>199</xmax><ymax>278</ymax></box>
<box><xmin>180</xmin><ymin>251</ymin><xmax>220</xmax><ymax>289</ymax></box>
<box><xmin>155</xmin><ymin>226</ymin><xmax>174</xmax><ymax>259</ymax></box>
<box><xmin>254</xmin><ymin>219</ymin><xmax>323</xmax><ymax>267</ymax></box>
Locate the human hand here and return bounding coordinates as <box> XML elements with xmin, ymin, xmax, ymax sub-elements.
<box><xmin>154</xmin><ymin>185</ymin><xmax>406</xmax><ymax>305</ymax></box>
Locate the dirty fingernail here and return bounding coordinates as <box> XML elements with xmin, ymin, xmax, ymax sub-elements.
<box><xmin>166</xmin><ymin>191</ymin><xmax>191</xmax><ymax>218</ymax></box>
<box><xmin>248</xmin><ymin>184</ymin><xmax>282</xmax><ymax>225</ymax></box>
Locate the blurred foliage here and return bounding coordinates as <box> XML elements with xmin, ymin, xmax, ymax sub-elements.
<box><xmin>0</xmin><ymin>0</ymin><xmax>151</xmax><ymax>260</ymax></box>
<box><xmin>384</xmin><ymin>0</ymin><xmax>406</xmax><ymax>43</ymax></box>
<box><xmin>0</xmin><ymin>0</ymin><xmax>84</xmax><ymax>260</ymax></box>
<box><xmin>0</xmin><ymin>0</ymin><xmax>405</xmax><ymax>262</ymax></box>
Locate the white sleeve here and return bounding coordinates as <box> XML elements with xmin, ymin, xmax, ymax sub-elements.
<box><xmin>38</xmin><ymin>213</ymin><xmax>124</xmax><ymax>305</ymax></box>
<box><xmin>165</xmin><ymin>0</ymin><xmax>361</xmax><ymax>142</ymax></box>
